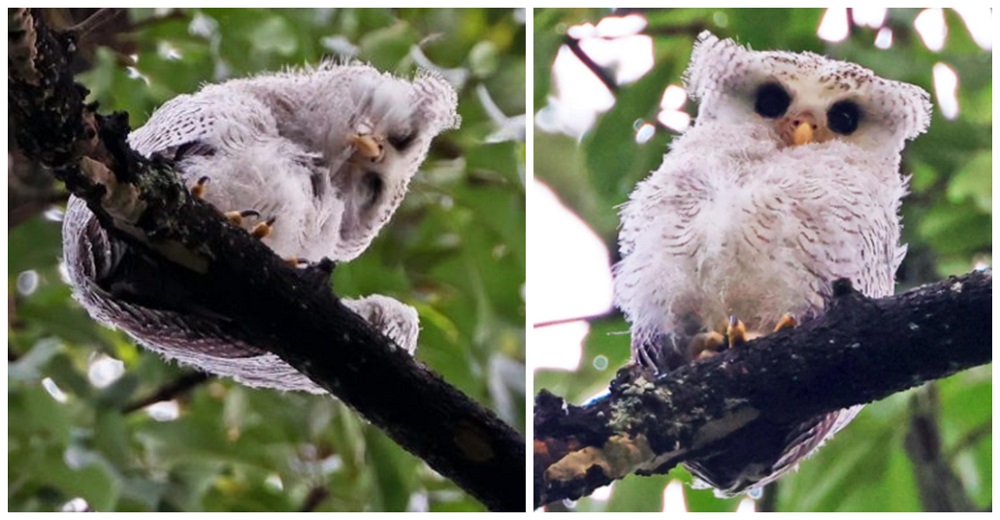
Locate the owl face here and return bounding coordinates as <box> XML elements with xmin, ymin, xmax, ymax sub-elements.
<box><xmin>332</xmin><ymin>69</ymin><xmax>459</xmax><ymax>218</ymax></box>
<box><xmin>683</xmin><ymin>32</ymin><xmax>931</xmax><ymax>154</ymax></box>
<box><xmin>284</xmin><ymin>65</ymin><xmax>460</xmax><ymax>257</ymax></box>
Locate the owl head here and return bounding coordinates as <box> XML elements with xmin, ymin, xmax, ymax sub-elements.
<box><xmin>683</xmin><ymin>31</ymin><xmax>931</xmax><ymax>154</ymax></box>
<box><xmin>338</xmin><ymin>66</ymin><xmax>460</xmax><ymax>165</ymax></box>
<box><xmin>306</xmin><ymin>64</ymin><xmax>460</xmax><ymax>259</ymax></box>
<box><xmin>327</xmin><ymin>64</ymin><xmax>459</xmax><ymax>203</ymax></box>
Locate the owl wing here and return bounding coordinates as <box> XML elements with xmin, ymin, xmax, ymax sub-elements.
<box><xmin>616</xmin><ymin>139</ymin><xmax>722</xmax><ymax>374</ymax></box>
<box><xmin>128</xmin><ymin>86</ymin><xmax>282</xmax><ymax>162</ymax></box>
<box><xmin>772</xmin><ymin>405</ymin><xmax>864</xmax><ymax>472</ymax></box>
<box><xmin>62</xmin><ymin>194</ymin><xmax>325</xmax><ymax>393</ymax></box>
<box><xmin>63</xmin><ymin>83</ymin><xmax>330</xmax><ymax>391</ymax></box>
<box><xmin>684</xmin><ymin>405</ymin><xmax>864</xmax><ymax>497</ymax></box>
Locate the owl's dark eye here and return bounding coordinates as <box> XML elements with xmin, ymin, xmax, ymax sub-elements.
<box><xmin>754</xmin><ymin>82</ymin><xmax>791</xmax><ymax>119</ymax></box>
<box><xmin>387</xmin><ymin>130</ymin><xmax>417</xmax><ymax>151</ymax></box>
<box><xmin>827</xmin><ymin>100</ymin><xmax>861</xmax><ymax>135</ymax></box>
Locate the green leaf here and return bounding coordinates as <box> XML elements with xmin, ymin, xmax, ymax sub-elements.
<box><xmin>358</xmin><ymin>21</ymin><xmax>420</xmax><ymax>71</ymax></box>
<box><xmin>468</xmin><ymin>40</ymin><xmax>500</xmax><ymax>78</ymax></box>
<box><xmin>249</xmin><ymin>16</ymin><xmax>299</xmax><ymax>56</ymax></box>
<box><xmin>947</xmin><ymin>150</ymin><xmax>991</xmax><ymax>213</ymax></box>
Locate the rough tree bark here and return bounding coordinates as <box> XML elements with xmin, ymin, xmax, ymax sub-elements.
<box><xmin>8</xmin><ymin>9</ymin><xmax>524</xmax><ymax>512</ymax></box>
<box><xmin>535</xmin><ymin>272</ymin><xmax>991</xmax><ymax>507</ymax></box>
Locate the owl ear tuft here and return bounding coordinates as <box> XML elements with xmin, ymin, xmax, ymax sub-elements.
<box><xmin>413</xmin><ymin>70</ymin><xmax>461</xmax><ymax>132</ymax></box>
<box><xmin>683</xmin><ymin>32</ymin><xmax>744</xmax><ymax>103</ymax></box>
<box><xmin>900</xmin><ymin>83</ymin><xmax>932</xmax><ymax>141</ymax></box>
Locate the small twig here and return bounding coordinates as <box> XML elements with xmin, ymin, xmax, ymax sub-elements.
<box><xmin>533</xmin><ymin>311</ymin><xmax>617</xmax><ymax>328</ymax></box>
<box><xmin>121</xmin><ymin>372</ymin><xmax>212</xmax><ymax>414</ymax></box>
<box><xmin>643</xmin><ymin>21</ymin><xmax>710</xmax><ymax>39</ymax></box>
<box><xmin>299</xmin><ymin>486</ymin><xmax>330</xmax><ymax>512</ymax></box>
<box><xmin>63</xmin><ymin>8</ymin><xmax>126</xmax><ymax>38</ymax></box>
<box><xmin>904</xmin><ymin>386</ymin><xmax>976</xmax><ymax>511</ymax></box>
<box><xmin>563</xmin><ymin>35</ymin><xmax>617</xmax><ymax>93</ymax></box>
<box><xmin>9</xmin><ymin>295</ymin><xmax>22</xmax><ymax>334</ymax></box>
<box><xmin>945</xmin><ymin>421</ymin><xmax>992</xmax><ymax>463</ymax></box>
<box><xmin>9</xmin><ymin>193</ymin><xmax>69</xmax><ymax>229</ymax></box>
<box><xmin>128</xmin><ymin>9</ymin><xmax>188</xmax><ymax>32</ymax></box>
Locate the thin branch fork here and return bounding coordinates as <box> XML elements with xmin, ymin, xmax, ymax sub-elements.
<box><xmin>534</xmin><ymin>271</ymin><xmax>991</xmax><ymax>507</ymax></box>
<box><xmin>9</xmin><ymin>9</ymin><xmax>525</xmax><ymax>511</ymax></box>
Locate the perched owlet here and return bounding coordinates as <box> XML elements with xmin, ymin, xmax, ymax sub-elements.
<box><xmin>62</xmin><ymin>63</ymin><xmax>459</xmax><ymax>393</ymax></box>
<box><xmin>614</xmin><ymin>32</ymin><xmax>931</xmax><ymax>496</ymax></box>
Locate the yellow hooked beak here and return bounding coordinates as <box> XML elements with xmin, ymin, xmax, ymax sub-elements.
<box><xmin>350</xmin><ymin>134</ymin><xmax>383</xmax><ymax>162</ymax></box>
<box><xmin>779</xmin><ymin>112</ymin><xmax>829</xmax><ymax>147</ymax></box>
<box><xmin>792</xmin><ymin>121</ymin><xmax>814</xmax><ymax>146</ymax></box>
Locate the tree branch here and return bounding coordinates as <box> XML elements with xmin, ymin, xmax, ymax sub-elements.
<box><xmin>534</xmin><ymin>271</ymin><xmax>991</xmax><ymax>507</ymax></box>
<box><xmin>9</xmin><ymin>9</ymin><xmax>524</xmax><ymax>512</ymax></box>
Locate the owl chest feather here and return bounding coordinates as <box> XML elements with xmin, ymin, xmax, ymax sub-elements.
<box><xmin>616</xmin><ymin>125</ymin><xmax>905</xmax><ymax>337</ymax></box>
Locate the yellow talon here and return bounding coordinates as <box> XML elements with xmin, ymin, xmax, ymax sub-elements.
<box><xmin>224</xmin><ymin>211</ymin><xmax>245</xmax><ymax>225</ymax></box>
<box><xmin>727</xmin><ymin>316</ymin><xmax>748</xmax><ymax>349</ymax></box>
<box><xmin>774</xmin><ymin>313</ymin><xmax>797</xmax><ymax>332</ymax></box>
<box><xmin>191</xmin><ymin>176</ymin><xmax>209</xmax><ymax>199</ymax></box>
<box><xmin>224</xmin><ymin>209</ymin><xmax>259</xmax><ymax>226</ymax></box>
<box><xmin>251</xmin><ymin>217</ymin><xmax>275</xmax><ymax>239</ymax></box>
<box><xmin>689</xmin><ymin>331</ymin><xmax>726</xmax><ymax>360</ymax></box>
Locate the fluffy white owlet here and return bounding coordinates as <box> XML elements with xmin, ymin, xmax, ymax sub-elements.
<box><xmin>62</xmin><ymin>63</ymin><xmax>459</xmax><ymax>393</ymax></box>
<box><xmin>614</xmin><ymin>32</ymin><xmax>930</xmax><ymax>496</ymax></box>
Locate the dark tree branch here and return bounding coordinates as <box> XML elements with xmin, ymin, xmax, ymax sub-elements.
<box><xmin>534</xmin><ymin>271</ymin><xmax>991</xmax><ymax>507</ymax></box>
<box><xmin>9</xmin><ymin>9</ymin><xmax>524</xmax><ymax>512</ymax></box>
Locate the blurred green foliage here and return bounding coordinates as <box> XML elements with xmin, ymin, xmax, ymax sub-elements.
<box><xmin>9</xmin><ymin>8</ymin><xmax>525</xmax><ymax>512</ymax></box>
<box><xmin>534</xmin><ymin>7</ymin><xmax>990</xmax><ymax>512</ymax></box>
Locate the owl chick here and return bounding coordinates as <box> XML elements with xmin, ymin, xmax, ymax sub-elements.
<box><xmin>62</xmin><ymin>63</ymin><xmax>459</xmax><ymax>393</ymax></box>
<box><xmin>614</xmin><ymin>32</ymin><xmax>930</xmax><ymax>496</ymax></box>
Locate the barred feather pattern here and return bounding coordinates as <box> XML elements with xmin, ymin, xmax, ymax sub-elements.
<box><xmin>62</xmin><ymin>63</ymin><xmax>457</xmax><ymax>392</ymax></box>
<box><xmin>613</xmin><ymin>32</ymin><xmax>930</xmax><ymax>496</ymax></box>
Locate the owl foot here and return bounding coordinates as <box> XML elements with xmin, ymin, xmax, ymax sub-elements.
<box><xmin>690</xmin><ymin>314</ymin><xmax>781</xmax><ymax>360</ymax></box>
<box><xmin>284</xmin><ymin>257</ymin><xmax>311</xmax><ymax>268</ymax></box>
<box><xmin>721</xmin><ymin>314</ymin><xmax>797</xmax><ymax>350</ymax></box>
<box><xmin>191</xmin><ymin>176</ymin><xmax>210</xmax><ymax>199</ymax></box>
<box><xmin>689</xmin><ymin>331</ymin><xmax>726</xmax><ymax>360</ymax></box>
<box><xmin>222</xmin><ymin>210</ymin><xmax>274</xmax><ymax>240</ymax></box>
<box><xmin>727</xmin><ymin>316</ymin><xmax>749</xmax><ymax>349</ymax></box>
<box><xmin>251</xmin><ymin>217</ymin><xmax>276</xmax><ymax>239</ymax></box>
<box><xmin>773</xmin><ymin>313</ymin><xmax>797</xmax><ymax>332</ymax></box>
<box><xmin>224</xmin><ymin>209</ymin><xmax>261</xmax><ymax>226</ymax></box>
